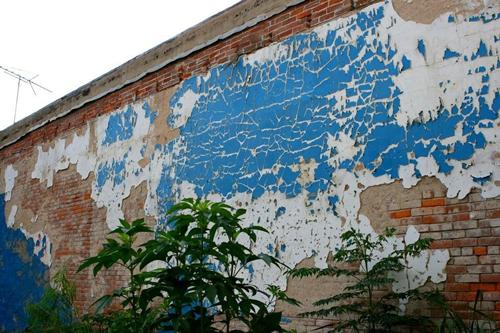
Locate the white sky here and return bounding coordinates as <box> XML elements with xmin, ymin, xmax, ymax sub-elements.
<box><xmin>0</xmin><ymin>0</ymin><xmax>240</xmax><ymax>131</ymax></box>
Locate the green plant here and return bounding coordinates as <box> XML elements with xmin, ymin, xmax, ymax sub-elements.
<box><xmin>427</xmin><ymin>289</ymin><xmax>499</xmax><ymax>333</ymax></box>
<box><xmin>78</xmin><ymin>218</ymin><xmax>156</xmax><ymax>333</ymax></box>
<box><xmin>25</xmin><ymin>268</ymin><xmax>90</xmax><ymax>333</ymax></box>
<box><xmin>289</xmin><ymin>227</ymin><xmax>435</xmax><ymax>333</ymax></box>
<box><xmin>78</xmin><ymin>198</ymin><xmax>294</xmax><ymax>332</ymax></box>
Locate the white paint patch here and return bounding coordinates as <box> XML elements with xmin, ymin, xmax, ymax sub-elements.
<box><xmin>325</xmin><ymin>132</ymin><xmax>360</xmax><ymax>166</ymax></box>
<box><xmin>32</xmin><ymin>127</ymin><xmax>93</xmax><ymax>187</ymax></box>
<box><xmin>7</xmin><ymin>205</ymin><xmax>17</xmax><ymax>228</ymax></box>
<box><xmin>381</xmin><ymin>3</ymin><xmax>500</xmax><ymax>127</ymax></box>
<box><xmin>4</xmin><ymin>164</ymin><xmax>18</xmax><ymax>202</ymax></box>
<box><xmin>170</xmin><ymin>89</ymin><xmax>201</xmax><ymax>128</ymax></box>
<box><xmin>92</xmin><ymin>101</ymin><xmax>158</xmax><ymax>228</ymax></box>
<box><xmin>243</xmin><ymin>43</ymin><xmax>291</xmax><ymax>67</ymax></box>
<box><xmin>399</xmin><ymin>164</ymin><xmax>419</xmax><ymax>188</ymax></box>
<box><xmin>20</xmin><ymin>227</ymin><xmax>52</xmax><ymax>266</ymax></box>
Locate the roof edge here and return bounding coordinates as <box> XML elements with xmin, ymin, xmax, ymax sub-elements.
<box><xmin>0</xmin><ymin>0</ymin><xmax>305</xmax><ymax>150</ymax></box>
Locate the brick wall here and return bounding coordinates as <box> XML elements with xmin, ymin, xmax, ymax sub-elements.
<box><xmin>1</xmin><ymin>0</ymin><xmax>499</xmax><ymax>331</ymax></box>
<box><xmin>391</xmin><ymin>190</ymin><xmax>500</xmax><ymax>322</ymax></box>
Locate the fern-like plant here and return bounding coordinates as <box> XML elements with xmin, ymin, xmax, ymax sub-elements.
<box><xmin>289</xmin><ymin>227</ymin><xmax>435</xmax><ymax>333</ymax></box>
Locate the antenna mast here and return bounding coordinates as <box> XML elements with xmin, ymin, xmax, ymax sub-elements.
<box><xmin>0</xmin><ymin>65</ymin><xmax>52</xmax><ymax>123</ymax></box>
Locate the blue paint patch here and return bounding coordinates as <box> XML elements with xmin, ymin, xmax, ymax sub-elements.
<box><xmin>472</xmin><ymin>174</ymin><xmax>491</xmax><ymax>185</ymax></box>
<box><xmin>95</xmin><ymin>159</ymin><xmax>128</xmax><ymax>191</ymax></box>
<box><xmin>0</xmin><ymin>194</ymin><xmax>49</xmax><ymax>332</ymax></box>
<box><xmin>417</xmin><ymin>39</ymin><xmax>426</xmax><ymax>59</ymax></box>
<box><xmin>142</xmin><ymin>102</ymin><xmax>157</xmax><ymax>123</ymax></box>
<box><xmin>275</xmin><ymin>206</ymin><xmax>287</xmax><ymax>218</ymax></box>
<box><xmin>443</xmin><ymin>48</ymin><xmax>461</xmax><ymax>60</ymax></box>
<box><xmin>472</xmin><ymin>40</ymin><xmax>488</xmax><ymax>60</ymax></box>
<box><xmin>401</xmin><ymin>55</ymin><xmax>411</xmax><ymax>71</ymax></box>
<box><xmin>102</xmin><ymin>105</ymin><xmax>138</xmax><ymax>145</ymax></box>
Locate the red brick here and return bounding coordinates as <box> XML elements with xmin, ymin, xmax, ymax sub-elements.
<box><xmin>470</xmin><ymin>283</ymin><xmax>497</xmax><ymax>291</ymax></box>
<box><xmin>445</xmin><ymin>283</ymin><xmax>470</xmax><ymax>292</ymax></box>
<box><xmin>431</xmin><ymin>240</ymin><xmax>453</xmax><ymax>249</ymax></box>
<box><xmin>446</xmin><ymin>266</ymin><xmax>467</xmax><ymax>274</ymax></box>
<box><xmin>390</xmin><ymin>209</ymin><xmax>412</xmax><ymax>219</ymax></box>
<box><xmin>423</xmin><ymin>215</ymin><xmax>443</xmax><ymax>224</ymax></box>
<box><xmin>455</xmin><ymin>292</ymin><xmax>478</xmax><ymax>301</ymax></box>
<box><xmin>486</xmin><ymin>209</ymin><xmax>500</xmax><ymax>219</ymax></box>
<box><xmin>453</xmin><ymin>238</ymin><xmax>478</xmax><ymax>247</ymax></box>
<box><xmin>474</xmin><ymin>246</ymin><xmax>488</xmax><ymax>256</ymax></box>
<box><xmin>422</xmin><ymin>198</ymin><xmax>445</xmax><ymax>207</ymax></box>
<box><xmin>480</xmin><ymin>274</ymin><xmax>500</xmax><ymax>283</ymax></box>
<box><xmin>478</xmin><ymin>237</ymin><xmax>500</xmax><ymax>246</ymax></box>
<box><xmin>296</xmin><ymin>10</ymin><xmax>311</xmax><ymax>19</ymax></box>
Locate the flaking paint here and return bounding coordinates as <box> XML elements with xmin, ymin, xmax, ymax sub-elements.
<box><xmin>2</xmin><ymin>0</ymin><xmax>499</xmax><ymax>325</ymax></box>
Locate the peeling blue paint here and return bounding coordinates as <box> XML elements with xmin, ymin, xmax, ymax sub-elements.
<box><xmin>0</xmin><ymin>194</ymin><xmax>49</xmax><ymax>332</ymax></box>
<box><xmin>275</xmin><ymin>206</ymin><xmax>287</xmax><ymax>218</ymax></box>
<box><xmin>443</xmin><ymin>48</ymin><xmax>461</xmax><ymax>60</ymax></box>
<box><xmin>102</xmin><ymin>105</ymin><xmax>138</xmax><ymax>145</ymax></box>
<box><xmin>151</xmin><ymin>3</ymin><xmax>499</xmax><ymax>217</ymax></box>
<box><xmin>472</xmin><ymin>40</ymin><xmax>488</xmax><ymax>60</ymax></box>
<box><xmin>417</xmin><ymin>39</ymin><xmax>426</xmax><ymax>59</ymax></box>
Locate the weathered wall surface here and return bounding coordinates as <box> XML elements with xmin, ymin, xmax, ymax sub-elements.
<box><xmin>1</xmin><ymin>0</ymin><xmax>499</xmax><ymax>330</ymax></box>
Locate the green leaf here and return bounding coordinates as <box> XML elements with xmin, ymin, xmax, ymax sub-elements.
<box><xmin>92</xmin><ymin>295</ymin><xmax>113</xmax><ymax>314</ymax></box>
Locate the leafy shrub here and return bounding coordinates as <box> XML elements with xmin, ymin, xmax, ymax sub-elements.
<box><xmin>78</xmin><ymin>198</ymin><xmax>294</xmax><ymax>332</ymax></box>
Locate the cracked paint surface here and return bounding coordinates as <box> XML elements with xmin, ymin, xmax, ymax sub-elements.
<box><xmin>153</xmin><ymin>0</ymin><xmax>498</xmax><ymax>292</ymax></box>
<box><xmin>2</xmin><ymin>0</ymin><xmax>500</xmax><ymax>325</ymax></box>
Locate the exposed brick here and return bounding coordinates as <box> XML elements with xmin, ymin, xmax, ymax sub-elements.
<box><xmin>479</xmin><ymin>255</ymin><xmax>500</xmax><ymax>265</ymax></box>
<box><xmin>453</xmin><ymin>220</ymin><xmax>477</xmax><ymax>230</ymax></box>
<box><xmin>482</xmin><ymin>292</ymin><xmax>500</xmax><ymax>301</ymax></box>
<box><xmin>474</xmin><ymin>247</ymin><xmax>488</xmax><ymax>256</ymax></box>
<box><xmin>446</xmin><ymin>204</ymin><xmax>471</xmax><ymax>214</ymax></box>
<box><xmin>489</xmin><ymin>246</ymin><xmax>500</xmax><ymax>255</ymax></box>
<box><xmin>479</xmin><ymin>219</ymin><xmax>500</xmax><ymax>228</ymax></box>
<box><xmin>461</xmin><ymin>247</ymin><xmax>473</xmax><ymax>256</ymax></box>
<box><xmin>467</xmin><ymin>265</ymin><xmax>492</xmax><ymax>274</ymax></box>
<box><xmin>486</xmin><ymin>210</ymin><xmax>500</xmax><ymax>219</ymax></box>
<box><xmin>466</xmin><ymin>228</ymin><xmax>491</xmax><ymax>238</ymax></box>
<box><xmin>412</xmin><ymin>206</ymin><xmax>446</xmax><ymax>216</ymax></box>
<box><xmin>445</xmin><ymin>283</ymin><xmax>469</xmax><ymax>292</ymax></box>
<box><xmin>478</xmin><ymin>237</ymin><xmax>500</xmax><ymax>246</ymax></box>
<box><xmin>422</xmin><ymin>198</ymin><xmax>445</xmax><ymax>207</ymax></box>
<box><xmin>443</xmin><ymin>230</ymin><xmax>466</xmax><ymax>239</ymax></box>
<box><xmin>455</xmin><ymin>291</ymin><xmax>479</xmax><ymax>301</ymax></box>
<box><xmin>453</xmin><ymin>238</ymin><xmax>478</xmax><ymax>247</ymax></box>
<box><xmin>470</xmin><ymin>283</ymin><xmax>497</xmax><ymax>291</ymax></box>
<box><xmin>453</xmin><ymin>256</ymin><xmax>478</xmax><ymax>265</ymax></box>
<box><xmin>390</xmin><ymin>209</ymin><xmax>411</xmax><ymax>219</ymax></box>
<box><xmin>431</xmin><ymin>240</ymin><xmax>454</xmax><ymax>249</ymax></box>
<box><xmin>430</xmin><ymin>222</ymin><xmax>453</xmax><ymax>231</ymax></box>
<box><xmin>480</xmin><ymin>274</ymin><xmax>500</xmax><ymax>283</ymax></box>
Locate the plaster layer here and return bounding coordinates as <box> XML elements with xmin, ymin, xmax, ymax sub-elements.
<box><xmin>2</xmin><ymin>0</ymin><xmax>499</xmax><ymax>315</ymax></box>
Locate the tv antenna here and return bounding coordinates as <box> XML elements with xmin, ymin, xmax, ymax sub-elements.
<box><xmin>0</xmin><ymin>65</ymin><xmax>52</xmax><ymax>124</ymax></box>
